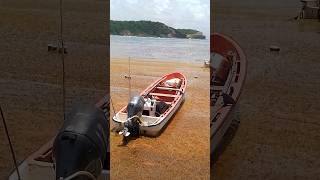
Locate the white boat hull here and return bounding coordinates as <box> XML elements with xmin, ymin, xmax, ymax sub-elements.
<box><xmin>113</xmin><ymin>95</ymin><xmax>185</xmax><ymax>137</ymax></box>
<box><xmin>210</xmin><ymin>104</ymin><xmax>237</xmax><ymax>154</ymax></box>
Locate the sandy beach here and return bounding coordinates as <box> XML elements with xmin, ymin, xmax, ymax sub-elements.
<box><xmin>110</xmin><ymin>58</ymin><xmax>210</xmax><ymax>179</ymax></box>
<box><xmin>0</xmin><ymin>0</ymin><xmax>108</xmax><ymax>179</ymax></box>
<box><xmin>212</xmin><ymin>0</ymin><xmax>320</xmax><ymax>179</ymax></box>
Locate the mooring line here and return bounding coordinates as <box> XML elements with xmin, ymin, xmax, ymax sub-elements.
<box><xmin>58</xmin><ymin>0</ymin><xmax>66</xmax><ymax>124</ymax></box>
<box><xmin>110</xmin><ymin>97</ymin><xmax>116</xmax><ymax>116</ymax></box>
<box><xmin>0</xmin><ymin>105</ymin><xmax>21</xmax><ymax>180</ymax></box>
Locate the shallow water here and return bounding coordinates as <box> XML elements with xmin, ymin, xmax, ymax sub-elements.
<box><xmin>110</xmin><ymin>35</ymin><xmax>210</xmax><ymax>62</ymax></box>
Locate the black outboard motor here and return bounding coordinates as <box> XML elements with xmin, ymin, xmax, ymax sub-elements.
<box><xmin>127</xmin><ymin>95</ymin><xmax>145</xmax><ymax>117</ymax></box>
<box><xmin>120</xmin><ymin>96</ymin><xmax>145</xmax><ymax>137</ymax></box>
<box><xmin>53</xmin><ymin>105</ymin><xmax>109</xmax><ymax>180</ymax></box>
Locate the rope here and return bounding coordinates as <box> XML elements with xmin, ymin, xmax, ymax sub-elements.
<box><xmin>59</xmin><ymin>0</ymin><xmax>66</xmax><ymax>123</ymax></box>
<box><xmin>128</xmin><ymin>56</ymin><xmax>131</xmax><ymax>100</ymax></box>
<box><xmin>110</xmin><ymin>97</ymin><xmax>116</xmax><ymax>115</ymax></box>
<box><xmin>0</xmin><ymin>105</ymin><xmax>21</xmax><ymax>180</ymax></box>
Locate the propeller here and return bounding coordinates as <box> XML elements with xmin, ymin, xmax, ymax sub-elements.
<box><xmin>119</xmin><ymin>126</ymin><xmax>130</xmax><ymax>137</ymax></box>
<box><xmin>118</xmin><ymin>115</ymin><xmax>142</xmax><ymax>145</ymax></box>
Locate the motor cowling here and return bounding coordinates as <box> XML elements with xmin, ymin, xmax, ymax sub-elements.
<box><xmin>53</xmin><ymin>105</ymin><xmax>109</xmax><ymax>179</ymax></box>
<box><xmin>126</xmin><ymin>96</ymin><xmax>145</xmax><ymax>118</ymax></box>
<box><xmin>124</xmin><ymin>96</ymin><xmax>145</xmax><ymax>137</ymax></box>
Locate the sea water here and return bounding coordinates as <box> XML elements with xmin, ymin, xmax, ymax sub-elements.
<box><xmin>110</xmin><ymin>35</ymin><xmax>209</xmax><ymax>63</ymax></box>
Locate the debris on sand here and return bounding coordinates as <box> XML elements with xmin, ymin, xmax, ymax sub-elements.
<box><xmin>270</xmin><ymin>45</ymin><xmax>280</xmax><ymax>52</ymax></box>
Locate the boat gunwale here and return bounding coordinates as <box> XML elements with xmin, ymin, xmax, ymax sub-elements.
<box><xmin>210</xmin><ymin>33</ymin><xmax>247</xmax><ymax>139</ymax></box>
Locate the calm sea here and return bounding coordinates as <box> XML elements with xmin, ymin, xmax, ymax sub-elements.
<box><xmin>110</xmin><ymin>35</ymin><xmax>209</xmax><ymax>63</ymax></box>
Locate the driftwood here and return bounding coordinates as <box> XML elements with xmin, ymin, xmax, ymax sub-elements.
<box><xmin>47</xmin><ymin>43</ymin><xmax>68</xmax><ymax>54</ymax></box>
<box><xmin>270</xmin><ymin>45</ymin><xmax>280</xmax><ymax>52</ymax></box>
<box><xmin>47</xmin><ymin>44</ymin><xmax>57</xmax><ymax>51</ymax></box>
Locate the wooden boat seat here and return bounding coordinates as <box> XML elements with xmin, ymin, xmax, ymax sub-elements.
<box><xmin>156</xmin><ymin>86</ymin><xmax>181</xmax><ymax>91</ymax></box>
<box><xmin>149</xmin><ymin>93</ymin><xmax>178</xmax><ymax>98</ymax></box>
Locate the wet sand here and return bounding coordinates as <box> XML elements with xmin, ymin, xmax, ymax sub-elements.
<box><xmin>110</xmin><ymin>58</ymin><xmax>210</xmax><ymax>179</ymax></box>
<box><xmin>0</xmin><ymin>1</ymin><xmax>108</xmax><ymax>179</ymax></box>
<box><xmin>212</xmin><ymin>0</ymin><xmax>320</xmax><ymax>179</ymax></box>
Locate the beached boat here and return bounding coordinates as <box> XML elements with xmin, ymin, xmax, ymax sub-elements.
<box><xmin>113</xmin><ymin>72</ymin><xmax>186</xmax><ymax>137</ymax></box>
<box><xmin>210</xmin><ymin>33</ymin><xmax>247</xmax><ymax>156</ymax></box>
<box><xmin>8</xmin><ymin>96</ymin><xmax>110</xmax><ymax>180</ymax></box>
<box><xmin>298</xmin><ymin>0</ymin><xmax>320</xmax><ymax>19</ymax></box>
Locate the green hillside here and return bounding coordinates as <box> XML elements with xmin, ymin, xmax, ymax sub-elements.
<box><xmin>110</xmin><ymin>20</ymin><xmax>206</xmax><ymax>39</ymax></box>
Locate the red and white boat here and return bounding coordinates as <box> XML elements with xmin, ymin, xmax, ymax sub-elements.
<box><xmin>113</xmin><ymin>72</ymin><xmax>186</xmax><ymax>137</ymax></box>
<box><xmin>211</xmin><ymin>33</ymin><xmax>247</xmax><ymax>156</ymax></box>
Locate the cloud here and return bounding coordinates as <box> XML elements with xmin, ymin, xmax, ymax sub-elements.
<box><xmin>110</xmin><ymin>0</ymin><xmax>210</xmax><ymax>37</ymax></box>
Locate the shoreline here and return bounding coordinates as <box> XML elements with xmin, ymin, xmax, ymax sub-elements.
<box><xmin>111</xmin><ymin>34</ymin><xmax>208</xmax><ymax>40</ymax></box>
<box><xmin>110</xmin><ymin>57</ymin><xmax>208</xmax><ymax>65</ymax></box>
<box><xmin>111</xmin><ymin>34</ymin><xmax>209</xmax><ymax>40</ymax></box>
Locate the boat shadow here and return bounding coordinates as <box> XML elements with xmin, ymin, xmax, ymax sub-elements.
<box><xmin>211</xmin><ymin>118</ymin><xmax>240</xmax><ymax>165</ymax></box>
<box><xmin>118</xmin><ymin>136</ymin><xmax>140</xmax><ymax>146</ymax></box>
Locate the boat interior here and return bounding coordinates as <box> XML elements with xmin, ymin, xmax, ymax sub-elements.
<box><xmin>211</xmin><ymin>51</ymin><xmax>236</xmax><ymax>106</ymax></box>
<box><xmin>210</xmin><ymin>34</ymin><xmax>244</xmax><ymax>104</ymax></box>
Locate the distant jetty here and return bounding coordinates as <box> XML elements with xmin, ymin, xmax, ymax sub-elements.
<box><xmin>110</xmin><ymin>20</ymin><xmax>206</xmax><ymax>39</ymax></box>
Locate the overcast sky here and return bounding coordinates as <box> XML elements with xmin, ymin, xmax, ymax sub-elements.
<box><xmin>110</xmin><ymin>0</ymin><xmax>210</xmax><ymax>37</ymax></box>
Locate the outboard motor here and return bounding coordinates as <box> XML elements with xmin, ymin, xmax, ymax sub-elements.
<box><xmin>53</xmin><ymin>105</ymin><xmax>109</xmax><ymax>180</ymax></box>
<box><xmin>119</xmin><ymin>96</ymin><xmax>145</xmax><ymax>137</ymax></box>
